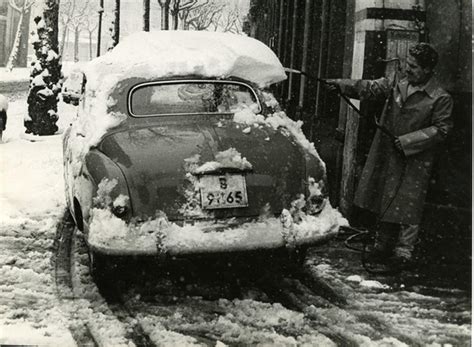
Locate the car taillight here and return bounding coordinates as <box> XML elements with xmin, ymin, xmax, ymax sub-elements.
<box><xmin>112</xmin><ymin>194</ymin><xmax>130</xmax><ymax>219</ymax></box>
<box><xmin>305</xmin><ymin>177</ymin><xmax>326</xmax><ymax>215</ymax></box>
<box><xmin>306</xmin><ymin>194</ymin><xmax>326</xmax><ymax>215</ymax></box>
<box><xmin>112</xmin><ymin>205</ymin><xmax>129</xmax><ymax>218</ymax></box>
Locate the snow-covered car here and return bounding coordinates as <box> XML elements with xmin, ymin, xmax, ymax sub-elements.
<box><xmin>62</xmin><ymin>31</ymin><xmax>346</xmax><ymax>276</ymax></box>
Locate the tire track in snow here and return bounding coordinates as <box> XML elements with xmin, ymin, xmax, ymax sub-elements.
<box><xmin>53</xmin><ymin>211</ymin><xmax>98</xmax><ymax>346</ymax></box>
<box><xmin>54</xmin><ymin>211</ymin><xmax>134</xmax><ymax>347</ymax></box>
<box><xmin>106</xmin><ymin>256</ymin><xmax>341</xmax><ymax>346</ymax></box>
<box><xmin>0</xmin><ymin>212</ymin><xmax>76</xmax><ymax>345</ymax></box>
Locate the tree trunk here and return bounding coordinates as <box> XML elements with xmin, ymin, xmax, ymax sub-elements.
<box><xmin>74</xmin><ymin>28</ymin><xmax>79</xmax><ymax>62</ymax></box>
<box><xmin>97</xmin><ymin>0</ymin><xmax>104</xmax><ymax>56</ymax></box>
<box><xmin>143</xmin><ymin>0</ymin><xmax>150</xmax><ymax>31</ymax></box>
<box><xmin>26</xmin><ymin>0</ymin><xmax>61</xmax><ymax>136</ymax></box>
<box><xmin>5</xmin><ymin>10</ymin><xmax>24</xmax><ymax>71</ymax></box>
<box><xmin>180</xmin><ymin>9</ymin><xmax>189</xmax><ymax>30</ymax></box>
<box><xmin>112</xmin><ymin>0</ymin><xmax>120</xmax><ymax>47</ymax></box>
<box><xmin>161</xmin><ymin>3</ymin><xmax>170</xmax><ymax>30</ymax></box>
<box><xmin>172</xmin><ymin>13</ymin><xmax>179</xmax><ymax>30</ymax></box>
<box><xmin>59</xmin><ymin>22</ymin><xmax>69</xmax><ymax>59</ymax></box>
<box><xmin>88</xmin><ymin>31</ymin><xmax>93</xmax><ymax>60</ymax></box>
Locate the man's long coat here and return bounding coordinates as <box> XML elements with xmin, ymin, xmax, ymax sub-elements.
<box><xmin>337</xmin><ymin>77</ymin><xmax>453</xmax><ymax>225</ymax></box>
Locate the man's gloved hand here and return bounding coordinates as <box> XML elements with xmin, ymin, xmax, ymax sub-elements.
<box><xmin>321</xmin><ymin>79</ymin><xmax>340</xmax><ymax>93</ymax></box>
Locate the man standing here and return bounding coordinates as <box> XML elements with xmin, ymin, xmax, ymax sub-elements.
<box><xmin>326</xmin><ymin>43</ymin><xmax>453</xmax><ymax>268</ymax></box>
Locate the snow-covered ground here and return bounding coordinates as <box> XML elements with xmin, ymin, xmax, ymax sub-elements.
<box><xmin>0</xmin><ymin>93</ymin><xmax>76</xmax><ymax>345</ymax></box>
<box><xmin>0</xmin><ymin>68</ymin><xmax>30</xmax><ymax>82</ymax></box>
<box><xmin>0</xmin><ymin>91</ymin><xmax>471</xmax><ymax>346</ymax></box>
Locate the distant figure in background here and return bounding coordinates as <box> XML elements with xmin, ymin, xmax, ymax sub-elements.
<box><xmin>0</xmin><ymin>94</ymin><xmax>8</xmax><ymax>143</ymax></box>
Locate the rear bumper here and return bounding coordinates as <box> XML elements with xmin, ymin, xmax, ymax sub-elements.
<box><xmin>87</xmin><ymin>203</ymin><xmax>347</xmax><ymax>256</ymax></box>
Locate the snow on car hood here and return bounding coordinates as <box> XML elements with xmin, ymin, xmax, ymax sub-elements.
<box><xmin>85</xmin><ymin>31</ymin><xmax>286</xmax><ymax>90</ymax></box>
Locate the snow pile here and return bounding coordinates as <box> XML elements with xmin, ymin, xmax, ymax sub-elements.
<box><xmin>65</xmin><ymin>73</ymin><xmax>127</xmax><ymax>177</ymax></box>
<box><xmin>179</xmin><ymin>155</ymin><xmax>209</xmax><ymax>218</ymax></box>
<box><xmin>346</xmin><ymin>275</ymin><xmax>364</xmax><ymax>283</ymax></box>
<box><xmin>88</xmin><ymin>203</ymin><xmax>345</xmax><ymax>255</ymax></box>
<box><xmin>307</xmin><ymin>177</ymin><xmax>323</xmax><ymax>196</ymax></box>
<box><xmin>85</xmin><ymin>31</ymin><xmax>286</xmax><ymax>89</ymax></box>
<box><xmin>88</xmin><ymin>207</ymin><xmax>164</xmax><ymax>254</ymax></box>
<box><xmin>194</xmin><ymin>148</ymin><xmax>252</xmax><ymax>174</ymax></box>
<box><xmin>233</xmin><ymin>107</ymin><xmax>325</xmax><ymax>168</ymax></box>
<box><xmin>360</xmin><ymin>280</ymin><xmax>390</xmax><ymax>290</ymax></box>
<box><xmin>346</xmin><ymin>275</ymin><xmax>391</xmax><ymax>290</ymax></box>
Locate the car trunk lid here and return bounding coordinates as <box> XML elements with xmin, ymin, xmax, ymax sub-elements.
<box><xmin>99</xmin><ymin>117</ymin><xmax>311</xmax><ymax>221</ymax></box>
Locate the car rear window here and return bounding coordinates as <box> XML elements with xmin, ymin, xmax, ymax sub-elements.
<box><xmin>129</xmin><ymin>81</ymin><xmax>260</xmax><ymax>116</ymax></box>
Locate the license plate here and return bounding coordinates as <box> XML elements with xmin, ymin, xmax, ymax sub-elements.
<box><xmin>199</xmin><ymin>174</ymin><xmax>248</xmax><ymax>209</ymax></box>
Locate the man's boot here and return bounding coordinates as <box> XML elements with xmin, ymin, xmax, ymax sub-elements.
<box><xmin>389</xmin><ymin>224</ymin><xmax>419</xmax><ymax>270</ymax></box>
<box><xmin>366</xmin><ymin>223</ymin><xmax>398</xmax><ymax>263</ymax></box>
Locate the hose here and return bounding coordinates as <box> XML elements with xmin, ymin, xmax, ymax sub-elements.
<box><xmin>339</xmin><ymin>225</ymin><xmax>406</xmax><ymax>275</ymax></box>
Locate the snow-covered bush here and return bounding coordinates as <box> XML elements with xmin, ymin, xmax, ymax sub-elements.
<box><xmin>25</xmin><ymin>1</ymin><xmax>62</xmax><ymax>136</ymax></box>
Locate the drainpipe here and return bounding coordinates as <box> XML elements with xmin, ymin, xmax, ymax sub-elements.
<box><xmin>310</xmin><ymin>0</ymin><xmax>329</xmax><ymax>140</ymax></box>
<box><xmin>277</xmin><ymin>0</ymin><xmax>284</xmax><ymax>57</ymax></box>
<box><xmin>287</xmin><ymin>0</ymin><xmax>298</xmax><ymax>102</ymax></box>
<box><xmin>299</xmin><ymin>0</ymin><xmax>311</xmax><ymax>108</ymax></box>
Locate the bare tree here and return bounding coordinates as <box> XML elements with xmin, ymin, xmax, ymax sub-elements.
<box><xmin>170</xmin><ymin>0</ymin><xmax>197</xmax><ymax>30</ymax></box>
<box><xmin>143</xmin><ymin>0</ymin><xmax>150</xmax><ymax>31</ymax></box>
<box><xmin>177</xmin><ymin>0</ymin><xmax>205</xmax><ymax>30</ymax></box>
<box><xmin>217</xmin><ymin>5</ymin><xmax>242</xmax><ymax>33</ymax></box>
<box><xmin>59</xmin><ymin>0</ymin><xmax>75</xmax><ymax>58</ymax></box>
<box><xmin>157</xmin><ymin>0</ymin><xmax>171</xmax><ymax>30</ymax></box>
<box><xmin>5</xmin><ymin>0</ymin><xmax>35</xmax><ymax>71</ymax></box>
<box><xmin>64</xmin><ymin>0</ymin><xmax>91</xmax><ymax>61</ymax></box>
<box><xmin>83</xmin><ymin>3</ymin><xmax>99</xmax><ymax>59</ymax></box>
<box><xmin>186</xmin><ymin>0</ymin><xmax>223</xmax><ymax>31</ymax></box>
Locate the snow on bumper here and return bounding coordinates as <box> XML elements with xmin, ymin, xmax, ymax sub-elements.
<box><xmin>87</xmin><ymin>202</ymin><xmax>347</xmax><ymax>256</ymax></box>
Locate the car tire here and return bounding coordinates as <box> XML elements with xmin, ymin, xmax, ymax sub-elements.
<box><xmin>287</xmin><ymin>247</ymin><xmax>308</xmax><ymax>266</ymax></box>
<box><xmin>89</xmin><ymin>251</ymin><xmax>119</xmax><ymax>299</ymax></box>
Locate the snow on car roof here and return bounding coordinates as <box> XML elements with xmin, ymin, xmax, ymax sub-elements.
<box><xmin>85</xmin><ymin>31</ymin><xmax>287</xmax><ymax>89</ymax></box>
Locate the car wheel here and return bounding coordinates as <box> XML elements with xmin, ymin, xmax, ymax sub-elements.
<box><xmin>287</xmin><ymin>247</ymin><xmax>308</xmax><ymax>266</ymax></box>
<box><xmin>88</xmin><ymin>251</ymin><xmax>119</xmax><ymax>299</ymax></box>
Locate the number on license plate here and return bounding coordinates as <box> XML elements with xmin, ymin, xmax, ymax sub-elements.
<box><xmin>199</xmin><ymin>174</ymin><xmax>248</xmax><ymax>209</ymax></box>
